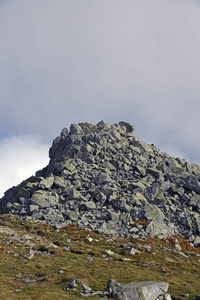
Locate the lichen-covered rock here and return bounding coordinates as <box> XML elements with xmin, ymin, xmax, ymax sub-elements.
<box><xmin>146</xmin><ymin>220</ymin><xmax>175</xmax><ymax>238</ymax></box>
<box><xmin>144</xmin><ymin>204</ymin><xmax>165</xmax><ymax>222</ymax></box>
<box><xmin>39</xmin><ymin>175</ymin><xmax>54</xmax><ymax>189</ymax></box>
<box><xmin>184</xmin><ymin>175</ymin><xmax>200</xmax><ymax>194</ymax></box>
<box><xmin>0</xmin><ymin>121</ymin><xmax>200</xmax><ymax>244</ymax></box>
<box><xmin>31</xmin><ymin>191</ymin><xmax>58</xmax><ymax>208</ymax></box>
<box><xmin>112</xmin><ymin>281</ymin><xmax>169</xmax><ymax>300</ymax></box>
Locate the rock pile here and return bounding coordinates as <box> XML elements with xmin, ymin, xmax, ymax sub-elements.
<box><xmin>1</xmin><ymin>121</ymin><xmax>200</xmax><ymax>245</ymax></box>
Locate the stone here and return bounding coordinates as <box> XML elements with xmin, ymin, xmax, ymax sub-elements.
<box><xmin>184</xmin><ymin>175</ymin><xmax>200</xmax><ymax>194</ymax></box>
<box><xmin>193</xmin><ymin>236</ymin><xmax>200</xmax><ymax>247</ymax></box>
<box><xmin>68</xmin><ymin>188</ymin><xmax>80</xmax><ymax>199</ymax></box>
<box><xmin>85</xmin><ymin>237</ymin><xmax>93</xmax><ymax>242</ymax></box>
<box><xmin>119</xmin><ymin>121</ymin><xmax>134</xmax><ymax>133</ymax></box>
<box><xmin>29</xmin><ymin>205</ymin><xmax>39</xmax><ymax>213</ymax></box>
<box><xmin>47</xmin><ymin>243</ymin><xmax>59</xmax><ymax>248</ymax></box>
<box><xmin>129</xmin><ymin>247</ymin><xmax>139</xmax><ymax>255</ymax></box>
<box><xmin>95</xmin><ymin>172</ymin><xmax>112</xmax><ymax>185</ymax></box>
<box><xmin>103</xmin><ymin>249</ymin><xmax>118</xmax><ymax>256</ymax></box>
<box><xmin>174</xmin><ymin>243</ymin><xmax>182</xmax><ymax>251</ymax></box>
<box><xmin>146</xmin><ymin>220</ymin><xmax>174</xmax><ymax>238</ymax></box>
<box><xmin>147</xmin><ymin>168</ymin><xmax>161</xmax><ymax>179</ymax></box>
<box><xmin>39</xmin><ymin>176</ymin><xmax>54</xmax><ymax>189</ymax></box>
<box><xmin>22</xmin><ymin>278</ymin><xmax>36</xmax><ymax>284</ymax></box>
<box><xmin>95</xmin><ymin>192</ymin><xmax>107</xmax><ymax>204</ymax></box>
<box><xmin>107</xmin><ymin>279</ymin><xmax>120</xmax><ymax>294</ymax></box>
<box><xmin>96</xmin><ymin>120</ymin><xmax>110</xmax><ymax>130</ymax></box>
<box><xmin>20</xmin><ymin>234</ymin><xmax>34</xmax><ymax>240</ymax></box>
<box><xmin>81</xmin><ymin>283</ymin><xmax>92</xmax><ymax>294</ymax></box>
<box><xmin>180</xmin><ymin>294</ymin><xmax>189</xmax><ymax>298</ymax></box>
<box><xmin>87</xmin><ymin>256</ymin><xmax>95</xmax><ymax>262</ymax></box>
<box><xmin>69</xmin><ymin>124</ymin><xmax>84</xmax><ymax>135</ymax></box>
<box><xmin>164</xmin><ymin>294</ymin><xmax>172</xmax><ymax>300</ymax></box>
<box><xmin>31</xmin><ymin>191</ymin><xmax>58</xmax><ymax>208</ymax></box>
<box><xmin>81</xmin><ymin>201</ymin><xmax>96</xmax><ymax>210</ymax></box>
<box><xmin>26</xmin><ymin>249</ymin><xmax>35</xmax><ymax>260</ymax></box>
<box><xmin>53</xmin><ymin>176</ymin><xmax>67</xmax><ymax>188</ymax></box>
<box><xmin>188</xmin><ymin>195</ymin><xmax>200</xmax><ymax>212</ymax></box>
<box><xmin>112</xmin><ymin>281</ymin><xmax>169</xmax><ymax>300</ymax></box>
<box><xmin>144</xmin><ymin>204</ymin><xmax>165</xmax><ymax>221</ymax></box>
<box><xmin>65</xmin><ymin>279</ymin><xmax>77</xmax><ymax>291</ymax></box>
<box><xmin>108</xmin><ymin>211</ymin><xmax>119</xmax><ymax>222</ymax></box>
<box><xmin>68</xmin><ymin>211</ymin><xmax>79</xmax><ymax>221</ymax></box>
<box><xmin>130</xmin><ymin>181</ymin><xmax>146</xmax><ymax>190</ymax></box>
<box><xmin>96</xmin><ymin>222</ymin><xmax>108</xmax><ymax>234</ymax></box>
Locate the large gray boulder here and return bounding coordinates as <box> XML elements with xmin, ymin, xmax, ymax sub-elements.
<box><xmin>112</xmin><ymin>281</ymin><xmax>170</xmax><ymax>300</ymax></box>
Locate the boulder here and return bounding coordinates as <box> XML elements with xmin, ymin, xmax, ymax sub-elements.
<box><xmin>146</xmin><ymin>220</ymin><xmax>175</xmax><ymax>238</ymax></box>
<box><xmin>112</xmin><ymin>281</ymin><xmax>170</xmax><ymax>300</ymax></box>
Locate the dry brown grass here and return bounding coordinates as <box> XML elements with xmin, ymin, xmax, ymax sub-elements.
<box><xmin>132</xmin><ymin>218</ymin><xmax>149</xmax><ymax>226</ymax></box>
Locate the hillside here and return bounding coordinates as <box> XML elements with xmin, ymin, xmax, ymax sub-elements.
<box><xmin>0</xmin><ymin>213</ymin><xmax>199</xmax><ymax>299</ymax></box>
<box><xmin>0</xmin><ymin>121</ymin><xmax>200</xmax><ymax>246</ymax></box>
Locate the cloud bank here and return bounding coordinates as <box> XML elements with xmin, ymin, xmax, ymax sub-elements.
<box><xmin>0</xmin><ymin>135</ymin><xmax>49</xmax><ymax>197</ymax></box>
<box><xmin>0</xmin><ymin>0</ymin><xmax>200</xmax><ymax>193</ymax></box>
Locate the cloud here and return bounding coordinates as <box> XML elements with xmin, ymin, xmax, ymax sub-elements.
<box><xmin>0</xmin><ymin>135</ymin><xmax>49</xmax><ymax>197</ymax></box>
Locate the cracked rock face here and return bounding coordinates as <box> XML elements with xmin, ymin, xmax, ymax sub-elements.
<box><xmin>1</xmin><ymin>121</ymin><xmax>200</xmax><ymax>245</ymax></box>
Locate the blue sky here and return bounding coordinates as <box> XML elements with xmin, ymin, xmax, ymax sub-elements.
<box><xmin>1</xmin><ymin>0</ymin><xmax>200</xmax><ymax>196</ymax></box>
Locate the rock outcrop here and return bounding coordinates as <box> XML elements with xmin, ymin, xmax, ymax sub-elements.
<box><xmin>107</xmin><ymin>280</ymin><xmax>171</xmax><ymax>300</ymax></box>
<box><xmin>65</xmin><ymin>279</ymin><xmax>171</xmax><ymax>299</ymax></box>
<box><xmin>0</xmin><ymin>121</ymin><xmax>200</xmax><ymax>245</ymax></box>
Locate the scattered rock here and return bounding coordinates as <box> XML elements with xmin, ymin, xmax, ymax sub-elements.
<box><xmin>103</xmin><ymin>249</ymin><xmax>118</xmax><ymax>256</ymax></box>
<box><xmin>65</xmin><ymin>279</ymin><xmax>77</xmax><ymax>291</ymax></box>
<box><xmin>85</xmin><ymin>237</ymin><xmax>93</xmax><ymax>242</ymax></box>
<box><xmin>129</xmin><ymin>247</ymin><xmax>139</xmax><ymax>255</ymax></box>
<box><xmin>87</xmin><ymin>256</ymin><xmax>95</xmax><ymax>262</ymax></box>
<box><xmin>26</xmin><ymin>249</ymin><xmax>35</xmax><ymax>260</ymax></box>
<box><xmin>81</xmin><ymin>283</ymin><xmax>92</xmax><ymax>294</ymax></box>
<box><xmin>180</xmin><ymin>294</ymin><xmax>189</xmax><ymax>298</ymax></box>
<box><xmin>106</xmin><ymin>279</ymin><xmax>120</xmax><ymax>294</ymax></box>
<box><xmin>22</xmin><ymin>278</ymin><xmax>36</xmax><ymax>284</ymax></box>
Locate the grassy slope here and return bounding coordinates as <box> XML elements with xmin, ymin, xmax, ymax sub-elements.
<box><xmin>0</xmin><ymin>214</ymin><xmax>199</xmax><ymax>300</ymax></box>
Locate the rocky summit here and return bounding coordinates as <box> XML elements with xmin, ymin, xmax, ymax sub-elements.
<box><xmin>0</xmin><ymin>121</ymin><xmax>200</xmax><ymax>246</ymax></box>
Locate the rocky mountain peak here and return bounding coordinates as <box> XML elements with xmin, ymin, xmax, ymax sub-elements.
<box><xmin>49</xmin><ymin>121</ymin><xmax>134</xmax><ymax>161</ymax></box>
<box><xmin>0</xmin><ymin>121</ymin><xmax>200</xmax><ymax>246</ymax></box>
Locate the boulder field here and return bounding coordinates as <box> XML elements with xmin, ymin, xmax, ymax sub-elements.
<box><xmin>0</xmin><ymin>121</ymin><xmax>200</xmax><ymax>246</ymax></box>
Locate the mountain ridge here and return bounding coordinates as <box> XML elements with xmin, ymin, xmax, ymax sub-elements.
<box><xmin>0</xmin><ymin>121</ymin><xmax>200</xmax><ymax>246</ymax></box>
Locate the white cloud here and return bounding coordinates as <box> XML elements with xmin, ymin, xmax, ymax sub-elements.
<box><xmin>0</xmin><ymin>135</ymin><xmax>49</xmax><ymax>197</ymax></box>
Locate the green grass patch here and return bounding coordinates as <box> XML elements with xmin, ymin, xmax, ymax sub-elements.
<box><xmin>0</xmin><ymin>214</ymin><xmax>199</xmax><ymax>299</ymax></box>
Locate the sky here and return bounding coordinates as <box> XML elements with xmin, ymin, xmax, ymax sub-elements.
<box><xmin>1</xmin><ymin>0</ymin><xmax>200</xmax><ymax>197</ymax></box>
